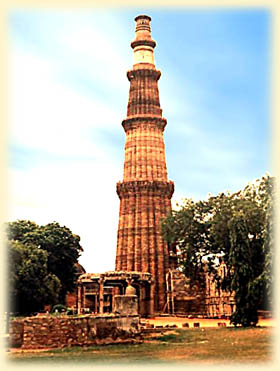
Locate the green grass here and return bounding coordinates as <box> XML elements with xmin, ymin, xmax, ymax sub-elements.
<box><xmin>6</xmin><ymin>327</ymin><xmax>274</xmax><ymax>365</ymax></box>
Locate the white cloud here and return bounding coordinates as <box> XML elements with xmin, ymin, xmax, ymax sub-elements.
<box><xmin>8</xmin><ymin>158</ymin><xmax>122</xmax><ymax>273</ymax></box>
<box><xmin>9</xmin><ymin>46</ymin><xmax>123</xmax><ymax>158</ymax></box>
<box><xmin>8</xmin><ymin>21</ymin><xmax>129</xmax><ymax>272</ymax></box>
<box><xmin>57</xmin><ymin>22</ymin><xmax>130</xmax><ymax>89</ymax></box>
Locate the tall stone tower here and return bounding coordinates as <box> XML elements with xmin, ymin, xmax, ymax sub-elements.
<box><xmin>115</xmin><ymin>15</ymin><xmax>175</xmax><ymax>312</ymax></box>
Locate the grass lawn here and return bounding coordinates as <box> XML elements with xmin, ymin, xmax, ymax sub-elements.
<box><xmin>6</xmin><ymin>327</ymin><xmax>274</xmax><ymax>365</ymax></box>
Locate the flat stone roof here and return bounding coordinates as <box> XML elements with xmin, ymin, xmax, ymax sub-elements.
<box><xmin>78</xmin><ymin>271</ymin><xmax>152</xmax><ymax>283</ymax></box>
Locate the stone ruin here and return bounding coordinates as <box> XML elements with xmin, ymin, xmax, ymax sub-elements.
<box><xmin>76</xmin><ymin>271</ymin><xmax>154</xmax><ymax>317</ymax></box>
<box><xmin>9</xmin><ymin>292</ymin><xmax>141</xmax><ymax>349</ymax></box>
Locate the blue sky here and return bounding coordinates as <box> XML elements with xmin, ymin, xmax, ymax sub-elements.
<box><xmin>8</xmin><ymin>9</ymin><xmax>271</xmax><ymax>272</ymax></box>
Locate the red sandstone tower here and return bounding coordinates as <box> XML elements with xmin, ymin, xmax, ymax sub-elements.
<box><xmin>115</xmin><ymin>15</ymin><xmax>175</xmax><ymax>312</ymax></box>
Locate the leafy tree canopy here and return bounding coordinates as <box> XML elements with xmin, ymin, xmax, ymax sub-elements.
<box><xmin>6</xmin><ymin>220</ymin><xmax>83</xmax><ymax>310</ymax></box>
<box><xmin>8</xmin><ymin>240</ymin><xmax>61</xmax><ymax>315</ymax></box>
<box><xmin>161</xmin><ymin>174</ymin><xmax>274</xmax><ymax>326</ymax></box>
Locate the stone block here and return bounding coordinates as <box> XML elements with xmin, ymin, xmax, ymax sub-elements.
<box><xmin>113</xmin><ymin>295</ymin><xmax>138</xmax><ymax>315</ymax></box>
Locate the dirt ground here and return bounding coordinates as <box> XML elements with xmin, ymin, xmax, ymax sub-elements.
<box><xmin>140</xmin><ymin>316</ymin><xmax>275</xmax><ymax>328</ymax></box>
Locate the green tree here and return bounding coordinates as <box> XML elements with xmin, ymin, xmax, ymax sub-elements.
<box><xmin>6</xmin><ymin>220</ymin><xmax>83</xmax><ymax>304</ymax></box>
<box><xmin>227</xmin><ymin>213</ymin><xmax>259</xmax><ymax>326</ymax></box>
<box><xmin>161</xmin><ymin>175</ymin><xmax>274</xmax><ymax>326</ymax></box>
<box><xmin>8</xmin><ymin>240</ymin><xmax>61</xmax><ymax>314</ymax></box>
<box><xmin>7</xmin><ymin>219</ymin><xmax>38</xmax><ymax>241</ymax></box>
<box><xmin>161</xmin><ymin>199</ymin><xmax>213</xmax><ymax>290</ymax></box>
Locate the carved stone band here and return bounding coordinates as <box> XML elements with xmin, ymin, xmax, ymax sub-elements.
<box><xmin>116</xmin><ymin>180</ymin><xmax>174</xmax><ymax>199</ymax></box>
<box><xmin>122</xmin><ymin>116</ymin><xmax>167</xmax><ymax>132</ymax></box>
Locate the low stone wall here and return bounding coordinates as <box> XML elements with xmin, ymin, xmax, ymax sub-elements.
<box><xmin>9</xmin><ymin>318</ymin><xmax>24</xmax><ymax>348</ymax></box>
<box><xmin>9</xmin><ymin>314</ymin><xmax>140</xmax><ymax>349</ymax></box>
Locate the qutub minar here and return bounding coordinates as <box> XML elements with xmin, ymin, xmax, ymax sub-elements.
<box><xmin>115</xmin><ymin>14</ymin><xmax>176</xmax><ymax>312</ymax></box>
<box><xmin>75</xmin><ymin>15</ymin><xmax>235</xmax><ymax>318</ymax></box>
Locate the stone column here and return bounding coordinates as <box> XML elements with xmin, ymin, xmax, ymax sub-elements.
<box><xmin>77</xmin><ymin>284</ymin><xmax>82</xmax><ymax>314</ymax></box>
<box><xmin>139</xmin><ymin>285</ymin><xmax>146</xmax><ymax>317</ymax></box>
<box><xmin>148</xmin><ymin>281</ymin><xmax>155</xmax><ymax>317</ymax></box>
<box><xmin>95</xmin><ymin>294</ymin><xmax>98</xmax><ymax>314</ymax></box>
<box><xmin>99</xmin><ymin>278</ymin><xmax>104</xmax><ymax>315</ymax></box>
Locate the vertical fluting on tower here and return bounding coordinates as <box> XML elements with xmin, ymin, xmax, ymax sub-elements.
<box><xmin>115</xmin><ymin>15</ymin><xmax>175</xmax><ymax>312</ymax></box>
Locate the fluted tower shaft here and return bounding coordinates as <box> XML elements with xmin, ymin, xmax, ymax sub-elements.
<box><xmin>115</xmin><ymin>15</ymin><xmax>175</xmax><ymax>312</ymax></box>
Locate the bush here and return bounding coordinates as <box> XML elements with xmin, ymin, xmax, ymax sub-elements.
<box><xmin>51</xmin><ymin>304</ymin><xmax>67</xmax><ymax>313</ymax></box>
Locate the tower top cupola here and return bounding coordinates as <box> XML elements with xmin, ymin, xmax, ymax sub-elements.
<box><xmin>131</xmin><ymin>15</ymin><xmax>156</xmax><ymax>66</ymax></box>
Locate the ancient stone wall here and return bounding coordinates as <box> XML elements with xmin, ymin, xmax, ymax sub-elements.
<box><xmin>9</xmin><ymin>314</ymin><xmax>140</xmax><ymax>349</ymax></box>
<box><xmin>9</xmin><ymin>318</ymin><xmax>24</xmax><ymax>348</ymax></box>
<box><xmin>205</xmin><ymin>262</ymin><xmax>236</xmax><ymax>317</ymax></box>
<box><xmin>166</xmin><ymin>270</ymin><xmax>206</xmax><ymax>315</ymax></box>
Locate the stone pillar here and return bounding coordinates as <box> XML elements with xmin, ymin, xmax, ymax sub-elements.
<box><xmin>99</xmin><ymin>278</ymin><xmax>104</xmax><ymax>315</ymax></box>
<box><xmin>77</xmin><ymin>284</ymin><xmax>82</xmax><ymax>314</ymax></box>
<box><xmin>148</xmin><ymin>282</ymin><xmax>155</xmax><ymax>317</ymax></box>
<box><xmin>95</xmin><ymin>294</ymin><xmax>98</xmax><ymax>314</ymax></box>
<box><xmin>139</xmin><ymin>285</ymin><xmax>146</xmax><ymax>317</ymax></box>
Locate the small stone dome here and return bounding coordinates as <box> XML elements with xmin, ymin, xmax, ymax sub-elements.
<box><xmin>125</xmin><ymin>284</ymin><xmax>137</xmax><ymax>295</ymax></box>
